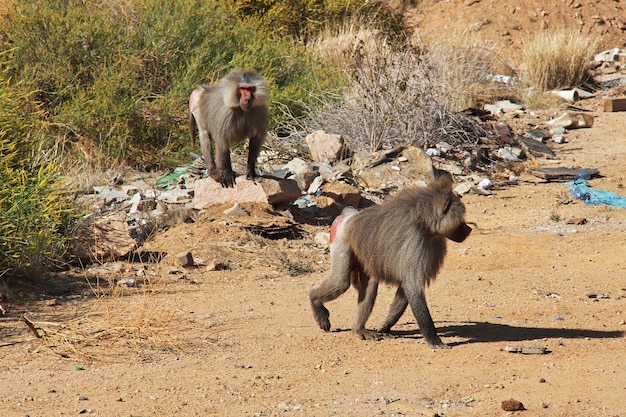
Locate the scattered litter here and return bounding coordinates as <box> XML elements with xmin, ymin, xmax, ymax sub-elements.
<box><xmin>550</xmin><ymin>88</ymin><xmax>594</xmax><ymax>103</ymax></box>
<box><xmin>594</xmin><ymin>48</ymin><xmax>625</xmax><ymax>62</ymax></box>
<box><xmin>551</xmin><ymin>89</ymin><xmax>579</xmax><ymax>103</ymax></box>
<box><xmin>477</xmin><ymin>178</ymin><xmax>492</xmax><ymax>189</ymax></box>
<box><xmin>587</xmin><ymin>293</ymin><xmax>609</xmax><ymax>299</ymax></box>
<box><xmin>529</xmin><ymin>167</ymin><xmax>599</xmax><ymax>181</ymax></box>
<box><xmin>556</xmin><ymin>317</ymin><xmax>564</xmax><ymax>321</ymax></box>
<box><xmin>534</xmin><ymin>289</ymin><xmax>561</xmax><ymax>299</ymax></box>
<box><xmin>604</xmin><ymin>97</ymin><xmax>626</xmax><ymax>112</ymax></box>
<box><xmin>425</xmin><ymin>148</ymin><xmax>441</xmax><ymax>157</ymax></box>
<box><xmin>497</xmin><ymin>147</ymin><xmax>521</xmax><ymax>161</ymax></box>
<box><xmin>545</xmin><ymin>112</ymin><xmax>594</xmax><ymax>129</ymax></box>
<box><xmin>487</xmin><ymin>73</ymin><xmax>515</xmax><ymax>85</ymax></box>
<box><xmin>116</xmin><ymin>278</ymin><xmax>136</xmax><ymax>287</ymax></box>
<box><xmin>518</xmin><ymin>135</ymin><xmax>555</xmax><ymax>158</ymax></box>
<box><xmin>566</xmin><ymin>179</ymin><xmax>626</xmax><ymax>208</ymax></box>
<box><xmin>484</xmin><ymin>100</ymin><xmax>523</xmax><ymax>115</ymax></box>
<box><xmin>156</xmin><ymin>164</ymin><xmax>197</xmax><ymax>188</ymax></box>
<box><xmin>504</xmin><ymin>345</ymin><xmax>549</xmax><ymax>354</ymax></box>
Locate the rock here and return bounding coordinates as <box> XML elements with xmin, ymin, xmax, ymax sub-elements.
<box><xmin>501</xmin><ymin>399</ymin><xmax>525</xmax><ymax>411</ymax></box>
<box><xmin>73</xmin><ymin>216</ymin><xmax>138</xmax><ymax>262</ymax></box>
<box><xmin>223</xmin><ymin>202</ymin><xmax>249</xmax><ymax>217</ymax></box>
<box><xmin>291</xmin><ymin>169</ymin><xmax>319</xmax><ymax>191</ymax></box>
<box><xmin>122</xmin><ymin>185</ymin><xmax>139</xmax><ymax>195</ymax></box>
<box><xmin>305</xmin><ymin>130</ymin><xmax>350</xmax><ymax>163</ymax></box>
<box><xmin>176</xmin><ymin>251</ymin><xmax>195</xmax><ymax>267</ymax></box>
<box><xmin>494</xmin><ymin>121</ymin><xmax>515</xmax><ymax>144</ymax></box>
<box><xmin>315</xmin><ymin>182</ymin><xmax>362</xmax><ymax>214</ymax></box>
<box><xmin>207</xmin><ymin>259</ymin><xmax>227</xmax><ymax>271</ymax></box>
<box><xmin>438</xmin><ymin>163</ymin><xmax>463</xmax><ymax>175</ymax></box>
<box><xmin>193</xmin><ymin>177</ymin><xmax>301</xmax><ymax>209</ymax></box>
<box><xmin>354</xmin><ymin>146</ymin><xmax>434</xmax><ymax>190</ymax></box>
<box><xmin>308</xmin><ymin>162</ymin><xmax>337</xmax><ymax>180</ymax></box>
<box><xmin>158</xmin><ymin>188</ymin><xmax>194</xmax><ymax>204</ymax></box>
<box><xmin>314</xmin><ymin>232</ymin><xmax>331</xmax><ymax>247</ymax></box>
<box><xmin>284</xmin><ymin>158</ymin><xmax>308</xmax><ymax>175</ymax></box>
<box><xmin>485</xmin><ymin>100</ymin><xmax>523</xmax><ymax>115</ymax></box>
<box><xmin>435</xmin><ymin>141</ymin><xmax>453</xmax><ymax>153</ymax></box>
<box><xmin>261</xmin><ymin>178</ymin><xmax>302</xmax><ymax>204</ymax></box>
<box><xmin>454</xmin><ymin>182</ymin><xmax>474</xmax><ymax>195</ymax></box>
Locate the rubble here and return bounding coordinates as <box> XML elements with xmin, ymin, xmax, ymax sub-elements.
<box><xmin>73</xmin><ymin>90</ymin><xmax>615</xmax><ymax>265</ymax></box>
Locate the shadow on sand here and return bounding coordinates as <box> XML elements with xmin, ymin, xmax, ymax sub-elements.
<box><xmin>385</xmin><ymin>321</ymin><xmax>624</xmax><ymax>346</ymax></box>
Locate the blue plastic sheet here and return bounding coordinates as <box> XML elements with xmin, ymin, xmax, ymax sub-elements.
<box><xmin>566</xmin><ymin>179</ymin><xmax>626</xmax><ymax>208</ymax></box>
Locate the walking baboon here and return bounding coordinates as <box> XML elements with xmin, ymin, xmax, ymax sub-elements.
<box><xmin>189</xmin><ymin>70</ymin><xmax>269</xmax><ymax>188</ymax></box>
<box><xmin>309</xmin><ymin>174</ymin><xmax>472</xmax><ymax>348</ymax></box>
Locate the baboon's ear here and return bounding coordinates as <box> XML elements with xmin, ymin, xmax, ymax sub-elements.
<box><xmin>431</xmin><ymin>169</ymin><xmax>453</xmax><ymax>190</ymax></box>
<box><xmin>431</xmin><ymin>188</ymin><xmax>451</xmax><ymax>217</ymax></box>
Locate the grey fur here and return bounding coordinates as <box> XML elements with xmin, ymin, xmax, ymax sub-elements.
<box><xmin>309</xmin><ymin>174</ymin><xmax>472</xmax><ymax>348</ymax></box>
<box><xmin>189</xmin><ymin>70</ymin><xmax>269</xmax><ymax>187</ymax></box>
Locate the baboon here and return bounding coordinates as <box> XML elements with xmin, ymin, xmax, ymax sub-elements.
<box><xmin>189</xmin><ymin>70</ymin><xmax>269</xmax><ymax>188</ymax></box>
<box><xmin>309</xmin><ymin>174</ymin><xmax>472</xmax><ymax>348</ymax></box>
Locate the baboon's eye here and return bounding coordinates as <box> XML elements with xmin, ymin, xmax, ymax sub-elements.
<box><xmin>443</xmin><ymin>198</ymin><xmax>452</xmax><ymax>215</ymax></box>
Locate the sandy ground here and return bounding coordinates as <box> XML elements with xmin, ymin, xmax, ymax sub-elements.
<box><xmin>0</xmin><ymin>102</ymin><xmax>625</xmax><ymax>417</ymax></box>
<box><xmin>1</xmin><ymin>1</ymin><xmax>626</xmax><ymax>414</ymax></box>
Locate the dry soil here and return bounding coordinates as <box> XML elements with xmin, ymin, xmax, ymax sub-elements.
<box><xmin>1</xmin><ymin>1</ymin><xmax>626</xmax><ymax>416</ymax></box>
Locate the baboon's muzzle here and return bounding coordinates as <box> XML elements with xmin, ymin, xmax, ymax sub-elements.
<box><xmin>447</xmin><ymin>223</ymin><xmax>472</xmax><ymax>243</ymax></box>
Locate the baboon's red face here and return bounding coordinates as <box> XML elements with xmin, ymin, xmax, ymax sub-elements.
<box><xmin>238</xmin><ymin>85</ymin><xmax>256</xmax><ymax>111</ymax></box>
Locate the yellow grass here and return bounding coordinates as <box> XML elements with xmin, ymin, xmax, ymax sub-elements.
<box><xmin>522</xmin><ymin>29</ymin><xmax>599</xmax><ymax>93</ymax></box>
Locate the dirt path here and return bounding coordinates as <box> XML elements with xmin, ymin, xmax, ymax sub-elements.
<box><xmin>1</xmin><ymin>109</ymin><xmax>625</xmax><ymax>416</ymax></box>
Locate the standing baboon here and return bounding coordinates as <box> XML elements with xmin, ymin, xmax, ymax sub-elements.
<box><xmin>309</xmin><ymin>174</ymin><xmax>472</xmax><ymax>348</ymax></box>
<box><xmin>189</xmin><ymin>70</ymin><xmax>269</xmax><ymax>188</ymax></box>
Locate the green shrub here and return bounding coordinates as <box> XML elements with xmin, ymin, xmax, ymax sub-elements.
<box><xmin>225</xmin><ymin>0</ymin><xmax>401</xmax><ymax>40</ymax></box>
<box><xmin>0</xmin><ymin>66</ymin><xmax>75</xmax><ymax>278</ymax></box>
<box><xmin>1</xmin><ymin>0</ymin><xmax>339</xmax><ymax>170</ymax></box>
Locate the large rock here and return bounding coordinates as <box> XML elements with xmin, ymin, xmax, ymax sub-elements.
<box><xmin>315</xmin><ymin>181</ymin><xmax>362</xmax><ymax>215</ymax></box>
<box><xmin>353</xmin><ymin>146</ymin><xmax>434</xmax><ymax>190</ymax></box>
<box><xmin>305</xmin><ymin>130</ymin><xmax>350</xmax><ymax>163</ymax></box>
<box><xmin>193</xmin><ymin>176</ymin><xmax>301</xmax><ymax>209</ymax></box>
<box><xmin>73</xmin><ymin>215</ymin><xmax>137</xmax><ymax>263</ymax></box>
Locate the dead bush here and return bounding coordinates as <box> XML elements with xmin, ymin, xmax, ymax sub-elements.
<box><xmin>304</xmin><ymin>32</ymin><xmax>512</xmax><ymax>152</ymax></box>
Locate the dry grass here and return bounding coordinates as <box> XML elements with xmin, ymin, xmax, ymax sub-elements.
<box><xmin>34</xmin><ymin>275</ymin><xmax>192</xmax><ymax>361</ymax></box>
<box><xmin>521</xmin><ymin>29</ymin><xmax>599</xmax><ymax>105</ymax></box>
<box><xmin>307</xmin><ymin>18</ymin><xmax>385</xmax><ymax>70</ymax></box>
